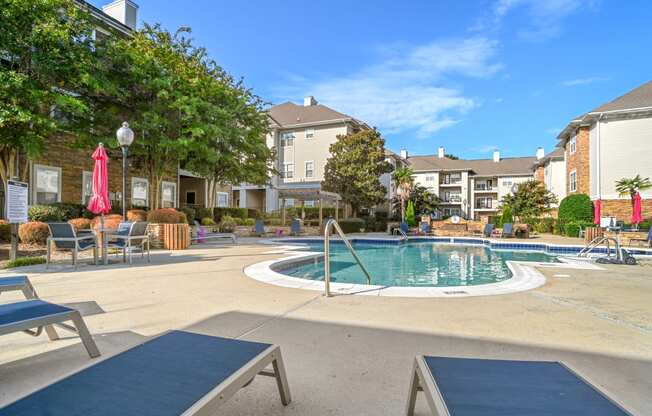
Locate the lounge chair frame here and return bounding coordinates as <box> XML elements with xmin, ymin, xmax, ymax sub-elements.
<box><xmin>46</xmin><ymin>223</ymin><xmax>98</xmax><ymax>270</ymax></box>
<box><xmin>107</xmin><ymin>221</ymin><xmax>152</xmax><ymax>264</ymax></box>
<box><xmin>192</xmin><ymin>220</ymin><xmax>237</xmax><ymax>244</ymax></box>
<box><xmin>405</xmin><ymin>355</ymin><xmax>632</xmax><ymax>416</ymax></box>
<box><xmin>0</xmin><ymin>300</ymin><xmax>100</xmax><ymax>358</ymax></box>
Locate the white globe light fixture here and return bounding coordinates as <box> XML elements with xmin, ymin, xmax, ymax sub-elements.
<box><xmin>116</xmin><ymin>122</ymin><xmax>134</xmax><ymax>219</ymax></box>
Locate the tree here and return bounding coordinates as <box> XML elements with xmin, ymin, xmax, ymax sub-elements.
<box><xmin>500</xmin><ymin>180</ymin><xmax>558</xmax><ymax>221</ymax></box>
<box><xmin>499</xmin><ymin>205</ymin><xmax>513</xmax><ymax>227</ymax></box>
<box><xmin>558</xmin><ymin>194</ymin><xmax>593</xmax><ymax>224</ymax></box>
<box><xmin>322</xmin><ymin>129</ymin><xmax>392</xmax><ymax>216</ymax></box>
<box><xmin>405</xmin><ymin>200</ymin><xmax>416</xmax><ymax>226</ymax></box>
<box><xmin>615</xmin><ymin>175</ymin><xmax>652</xmax><ymax>221</ymax></box>
<box><xmin>392</xmin><ymin>184</ymin><xmax>439</xmax><ymax>216</ymax></box>
<box><xmin>0</xmin><ymin>0</ymin><xmax>97</xmax><ymax>186</ymax></box>
<box><xmin>392</xmin><ymin>166</ymin><xmax>414</xmax><ymax>221</ymax></box>
<box><xmin>444</xmin><ymin>154</ymin><xmax>459</xmax><ymax>160</ymax></box>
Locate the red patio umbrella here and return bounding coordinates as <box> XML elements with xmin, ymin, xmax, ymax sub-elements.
<box><xmin>593</xmin><ymin>199</ymin><xmax>601</xmax><ymax>225</ymax></box>
<box><xmin>87</xmin><ymin>143</ymin><xmax>112</xmax><ymax>220</ymax></box>
<box><xmin>631</xmin><ymin>192</ymin><xmax>642</xmax><ymax>225</ymax></box>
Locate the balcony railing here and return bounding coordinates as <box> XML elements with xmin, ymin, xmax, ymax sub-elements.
<box><xmin>440</xmin><ymin>177</ymin><xmax>462</xmax><ymax>185</ymax></box>
<box><xmin>474</xmin><ymin>184</ymin><xmax>494</xmax><ymax>191</ymax></box>
<box><xmin>475</xmin><ymin>200</ymin><xmax>493</xmax><ymax>209</ymax></box>
<box><xmin>441</xmin><ymin>195</ymin><xmax>462</xmax><ymax>203</ymax></box>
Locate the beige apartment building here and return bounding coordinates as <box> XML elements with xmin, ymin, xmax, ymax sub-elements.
<box><xmin>233</xmin><ymin>97</ymin><xmax>370</xmax><ymax>212</ymax></box>
<box><xmin>555</xmin><ymin>80</ymin><xmax>652</xmax><ymax>220</ymax></box>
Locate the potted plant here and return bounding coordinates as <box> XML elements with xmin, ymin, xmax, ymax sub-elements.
<box><xmin>147</xmin><ymin>208</ymin><xmax>189</xmax><ymax>250</ymax></box>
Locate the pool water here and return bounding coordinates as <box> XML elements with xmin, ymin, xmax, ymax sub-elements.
<box><xmin>277</xmin><ymin>241</ymin><xmax>558</xmax><ymax>287</ymax></box>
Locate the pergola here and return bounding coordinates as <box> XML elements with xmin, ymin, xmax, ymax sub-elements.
<box><xmin>277</xmin><ymin>188</ymin><xmax>342</xmax><ymax>228</ymax></box>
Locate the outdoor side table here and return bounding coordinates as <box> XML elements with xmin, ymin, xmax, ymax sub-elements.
<box><xmin>93</xmin><ymin>227</ymin><xmax>117</xmax><ymax>265</ymax></box>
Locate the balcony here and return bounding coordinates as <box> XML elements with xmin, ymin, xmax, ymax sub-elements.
<box><xmin>473</xmin><ymin>184</ymin><xmax>495</xmax><ymax>192</ymax></box>
<box><xmin>441</xmin><ymin>195</ymin><xmax>462</xmax><ymax>204</ymax></box>
<box><xmin>474</xmin><ymin>200</ymin><xmax>496</xmax><ymax>210</ymax></box>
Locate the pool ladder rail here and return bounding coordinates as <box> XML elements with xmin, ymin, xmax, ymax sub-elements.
<box><xmin>578</xmin><ymin>235</ymin><xmax>622</xmax><ymax>261</ymax></box>
<box><xmin>323</xmin><ymin>219</ymin><xmax>373</xmax><ymax>297</ymax></box>
<box><xmin>392</xmin><ymin>227</ymin><xmax>409</xmax><ymax>241</ymax></box>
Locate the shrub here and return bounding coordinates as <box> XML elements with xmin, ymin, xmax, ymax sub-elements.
<box><xmin>338</xmin><ymin>218</ymin><xmax>365</xmax><ymax>233</ymax></box>
<box><xmin>68</xmin><ymin>218</ymin><xmax>91</xmax><ymax>232</ymax></box>
<box><xmin>499</xmin><ymin>205</ymin><xmax>514</xmax><ymax>227</ymax></box>
<box><xmin>201</xmin><ymin>217</ymin><xmax>216</xmax><ymax>226</ymax></box>
<box><xmin>214</xmin><ymin>207</ymin><xmax>247</xmax><ymax>221</ymax></box>
<box><xmin>564</xmin><ymin>220</ymin><xmax>593</xmax><ymax>238</ymax></box>
<box><xmin>49</xmin><ymin>203</ymin><xmax>90</xmax><ymax>220</ymax></box>
<box><xmin>362</xmin><ymin>216</ymin><xmax>387</xmax><ymax>232</ymax></box>
<box><xmin>91</xmin><ymin>214</ymin><xmax>123</xmax><ymax>230</ymax></box>
<box><xmin>243</xmin><ymin>218</ymin><xmax>256</xmax><ymax>227</ymax></box>
<box><xmin>219</xmin><ymin>215</ymin><xmax>237</xmax><ymax>232</ymax></box>
<box><xmin>127</xmin><ymin>209</ymin><xmax>148</xmax><ymax>222</ymax></box>
<box><xmin>147</xmin><ymin>208</ymin><xmax>186</xmax><ymax>224</ymax></box>
<box><xmin>196</xmin><ymin>208</ymin><xmax>213</xmax><ymax>220</ymax></box>
<box><xmin>406</xmin><ymin>201</ymin><xmax>416</xmax><ymax>226</ymax></box>
<box><xmin>28</xmin><ymin>205</ymin><xmax>67</xmax><ymax>222</ymax></box>
<box><xmin>559</xmin><ymin>194</ymin><xmax>593</xmax><ymax>224</ymax></box>
<box><xmin>179</xmin><ymin>207</ymin><xmax>196</xmax><ymax>223</ymax></box>
<box><xmin>19</xmin><ymin>221</ymin><xmax>49</xmax><ymax>245</ymax></box>
<box><xmin>247</xmin><ymin>209</ymin><xmax>261</xmax><ymax>219</ymax></box>
<box><xmin>0</xmin><ymin>220</ymin><xmax>11</xmax><ymax>242</ymax></box>
<box><xmin>533</xmin><ymin>217</ymin><xmax>556</xmax><ymax>234</ymax></box>
<box><xmin>5</xmin><ymin>256</ymin><xmax>46</xmax><ymax>269</ymax></box>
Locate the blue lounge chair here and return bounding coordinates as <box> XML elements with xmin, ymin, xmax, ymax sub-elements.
<box><xmin>400</xmin><ymin>222</ymin><xmax>409</xmax><ymax>234</ymax></box>
<box><xmin>483</xmin><ymin>223</ymin><xmax>494</xmax><ymax>237</ymax></box>
<box><xmin>630</xmin><ymin>228</ymin><xmax>652</xmax><ymax>247</ymax></box>
<box><xmin>0</xmin><ymin>275</ymin><xmax>36</xmax><ymax>299</ymax></box>
<box><xmin>0</xmin><ymin>330</ymin><xmax>291</xmax><ymax>415</ymax></box>
<box><xmin>406</xmin><ymin>356</ymin><xmax>633</xmax><ymax>416</ymax></box>
<box><xmin>192</xmin><ymin>220</ymin><xmax>236</xmax><ymax>244</ymax></box>
<box><xmin>291</xmin><ymin>219</ymin><xmax>301</xmax><ymax>236</ymax></box>
<box><xmin>47</xmin><ymin>223</ymin><xmax>98</xmax><ymax>269</ymax></box>
<box><xmin>493</xmin><ymin>222</ymin><xmax>514</xmax><ymax>238</ymax></box>
<box><xmin>0</xmin><ymin>299</ymin><xmax>100</xmax><ymax>358</ymax></box>
<box><xmin>419</xmin><ymin>221</ymin><xmax>430</xmax><ymax>234</ymax></box>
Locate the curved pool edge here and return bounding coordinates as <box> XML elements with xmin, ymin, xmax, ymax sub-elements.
<box><xmin>244</xmin><ymin>239</ymin><xmax>608</xmax><ymax>298</ymax></box>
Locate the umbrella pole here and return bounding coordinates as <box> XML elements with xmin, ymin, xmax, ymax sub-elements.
<box><xmin>101</xmin><ymin>214</ymin><xmax>106</xmax><ymax>265</ymax></box>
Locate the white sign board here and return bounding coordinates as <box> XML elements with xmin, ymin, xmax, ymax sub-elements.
<box><xmin>6</xmin><ymin>180</ymin><xmax>28</xmax><ymax>224</ymax></box>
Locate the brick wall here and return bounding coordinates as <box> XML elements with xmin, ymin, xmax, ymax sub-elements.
<box><xmin>26</xmin><ymin>136</ymin><xmax>176</xmax><ymax>210</ymax></box>
<box><xmin>601</xmin><ymin>199</ymin><xmax>652</xmax><ymax>222</ymax></box>
<box><xmin>534</xmin><ymin>166</ymin><xmax>544</xmax><ymax>183</ymax></box>
<box><xmin>565</xmin><ymin>126</ymin><xmax>590</xmax><ymax>195</ymax></box>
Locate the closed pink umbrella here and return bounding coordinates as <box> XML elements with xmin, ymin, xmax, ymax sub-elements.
<box><xmin>631</xmin><ymin>192</ymin><xmax>642</xmax><ymax>225</ymax></box>
<box><xmin>87</xmin><ymin>144</ymin><xmax>112</xmax><ymax>215</ymax></box>
<box><xmin>593</xmin><ymin>199</ymin><xmax>601</xmax><ymax>225</ymax></box>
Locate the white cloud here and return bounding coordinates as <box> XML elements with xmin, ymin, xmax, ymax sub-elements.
<box><xmin>474</xmin><ymin>0</ymin><xmax>600</xmax><ymax>41</ymax></box>
<box><xmin>273</xmin><ymin>37</ymin><xmax>501</xmax><ymax>138</ymax></box>
<box><xmin>562</xmin><ymin>76</ymin><xmax>608</xmax><ymax>86</ymax></box>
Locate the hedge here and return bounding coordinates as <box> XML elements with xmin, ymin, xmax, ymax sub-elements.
<box><xmin>338</xmin><ymin>218</ymin><xmax>365</xmax><ymax>233</ymax></box>
<box><xmin>28</xmin><ymin>205</ymin><xmax>67</xmax><ymax>222</ymax></box>
<box><xmin>559</xmin><ymin>194</ymin><xmax>593</xmax><ymax>223</ymax></box>
<box><xmin>0</xmin><ymin>220</ymin><xmax>11</xmax><ymax>242</ymax></box>
<box><xmin>178</xmin><ymin>207</ymin><xmax>196</xmax><ymax>224</ymax></box>
<box><xmin>147</xmin><ymin>208</ymin><xmax>187</xmax><ymax>224</ymax></box>
<box><xmin>127</xmin><ymin>209</ymin><xmax>148</xmax><ymax>222</ymax></box>
<box><xmin>564</xmin><ymin>220</ymin><xmax>594</xmax><ymax>238</ymax></box>
<box><xmin>214</xmin><ymin>208</ymin><xmax>247</xmax><ymax>221</ymax></box>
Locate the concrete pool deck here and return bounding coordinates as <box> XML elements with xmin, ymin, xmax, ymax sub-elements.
<box><xmin>0</xmin><ymin>240</ymin><xmax>651</xmax><ymax>415</ymax></box>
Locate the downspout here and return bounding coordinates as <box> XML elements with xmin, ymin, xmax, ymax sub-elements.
<box><xmin>596</xmin><ymin>114</ymin><xmax>603</xmax><ymax>201</ymax></box>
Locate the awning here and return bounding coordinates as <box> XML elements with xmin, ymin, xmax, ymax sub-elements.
<box><xmin>277</xmin><ymin>187</ymin><xmax>341</xmax><ymax>202</ymax></box>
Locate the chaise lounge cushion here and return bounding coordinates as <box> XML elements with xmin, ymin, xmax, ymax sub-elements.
<box><xmin>0</xmin><ymin>331</ymin><xmax>272</xmax><ymax>416</ymax></box>
<box><xmin>0</xmin><ymin>300</ymin><xmax>73</xmax><ymax>328</ymax></box>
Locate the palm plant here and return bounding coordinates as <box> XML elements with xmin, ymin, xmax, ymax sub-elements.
<box><xmin>392</xmin><ymin>166</ymin><xmax>414</xmax><ymax>221</ymax></box>
<box><xmin>615</xmin><ymin>175</ymin><xmax>652</xmax><ymax>220</ymax></box>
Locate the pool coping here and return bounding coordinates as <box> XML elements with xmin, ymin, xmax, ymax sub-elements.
<box><xmin>244</xmin><ymin>237</ymin><xmax>613</xmax><ymax>298</ymax></box>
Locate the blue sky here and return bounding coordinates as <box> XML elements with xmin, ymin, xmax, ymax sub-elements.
<box><xmin>92</xmin><ymin>0</ymin><xmax>652</xmax><ymax>159</ymax></box>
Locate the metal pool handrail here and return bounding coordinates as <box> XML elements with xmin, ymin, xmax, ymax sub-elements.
<box><xmin>323</xmin><ymin>219</ymin><xmax>372</xmax><ymax>297</ymax></box>
<box><xmin>392</xmin><ymin>227</ymin><xmax>408</xmax><ymax>240</ymax></box>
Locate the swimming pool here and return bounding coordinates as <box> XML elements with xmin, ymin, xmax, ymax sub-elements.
<box><xmin>272</xmin><ymin>240</ymin><xmax>559</xmax><ymax>288</ymax></box>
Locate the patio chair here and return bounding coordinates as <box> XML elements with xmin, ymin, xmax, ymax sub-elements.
<box><xmin>193</xmin><ymin>220</ymin><xmax>236</xmax><ymax>244</ymax></box>
<box><xmin>419</xmin><ymin>221</ymin><xmax>430</xmax><ymax>235</ymax></box>
<box><xmin>0</xmin><ymin>330</ymin><xmax>290</xmax><ymax>415</ymax></box>
<box><xmin>47</xmin><ymin>223</ymin><xmax>98</xmax><ymax>270</ymax></box>
<box><xmin>0</xmin><ymin>299</ymin><xmax>100</xmax><ymax>359</ymax></box>
<box><xmin>405</xmin><ymin>356</ymin><xmax>633</xmax><ymax>416</ymax></box>
<box><xmin>291</xmin><ymin>219</ymin><xmax>301</xmax><ymax>236</ymax></box>
<box><xmin>400</xmin><ymin>222</ymin><xmax>409</xmax><ymax>234</ymax></box>
<box><xmin>629</xmin><ymin>228</ymin><xmax>652</xmax><ymax>247</ymax></box>
<box><xmin>492</xmin><ymin>223</ymin><xmax>514</xmax><ymax>238</ymax></box>
<box><xmin>482</xmin><ymin>223</ymin><xmax>494</xmax><ymax>237</ymax></box>
<box><xmin>107</xmin><ymin>221</ymin><xmax>151</xmax><ymax>265</ymax></box>
<box><xmin>254</xmin><ymin>219</ymin><xmax>274</xmax><ymax>237</ymax></box>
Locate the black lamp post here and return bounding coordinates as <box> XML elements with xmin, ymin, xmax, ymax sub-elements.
<box><xmin>116</xmin><ymin>122</ymin><xmax>134</xmax><ymax>219</ymax></box>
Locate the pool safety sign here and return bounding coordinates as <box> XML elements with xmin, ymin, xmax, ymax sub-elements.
<box><xmin>6</xmin><ymin>180</ymin><xmax>28</xmax><ymax>223</ymax></box>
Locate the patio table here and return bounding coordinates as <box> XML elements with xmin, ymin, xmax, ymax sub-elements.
<box><xmin>93</xmin><ymin>227</ymin><xmax>117</xmax><ymax>265</ymax></box>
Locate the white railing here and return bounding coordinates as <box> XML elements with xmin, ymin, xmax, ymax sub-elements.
<box><xmin>323</xmin><ymin>219</ymin><xmax>372</xmax><ymax>297</ymax></box>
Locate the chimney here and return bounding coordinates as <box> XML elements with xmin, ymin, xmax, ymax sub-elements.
<box><xmin>536</xmin><ymin>147</ymin><xmax>545</xmax><ymax>160</ymax></box>
<box><xmin>303</xmin><ymin>96</ymin><xmax>317</xmax><ymax>107</ymax></box>
<box><xmin>400</xmin><ymin>149</ymin><xmax>408</xmax><ymax>159</ymax></box>
<box><xmin>493</xmin><ymin>149</ymin><xmax>500</xmax><ymax>163</ymax></box>
<box><xmin>102</xmin><ymin>0</ymin><xmax>139</xmax><ymax>30</ymax></box>
<box><xmin>438</xmin><ymin>146</ymin><xmax>445</xmax><ymax>158</ymax></box>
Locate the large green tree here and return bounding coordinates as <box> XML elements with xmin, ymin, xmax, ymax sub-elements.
<box><xmin>0</xmin><ymin>0</ymin><xmax>97</xmax><ymax>185</ymax></box>
<box><xmin>322</xmin><ymin>129</ymin><xmax>391</xmax><ymax>216</ymax></box>
<box><xmin>501</xmin><ymin>180</ymin><xmax>558</xmax><ymax>220</ymax></box>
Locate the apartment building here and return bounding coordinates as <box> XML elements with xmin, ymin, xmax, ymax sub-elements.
<box><xmin>405</xmin><ymin>147</ymin><xmax>537</xmax><ymax>221</ymax></box>
<box><xmin>233</xmin><ymin>97</ymin><xmax>370</xmax><ymax>212</ymax></box>
<box><xmin>533</xmin><ymin>147</ymin><xmax>566</xmax><ymax>207</ymax></box>
<box><xmin>556</xmin><ymin>80</ymin><xmax>652</xmax><ymax>220</ymax></box>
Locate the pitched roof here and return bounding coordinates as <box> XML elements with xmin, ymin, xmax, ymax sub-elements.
<box><xmin>590</xmin><ymin>80</ymin><xmax>652</xmax><ymax>113</ymax></box>
<box><xmin>268</xmin><ymin>102</ymin><xmax>354</xmax><ymax>127</ymax></box>
<box><xmin>407</xmin><ymin>155</ymin><xmax>536</xmax><ymax>176</ymax></box>
<box><xmin>533</xmin><ymin>147</ymin><xmax>565</xmax><ymax>168</ymax></box>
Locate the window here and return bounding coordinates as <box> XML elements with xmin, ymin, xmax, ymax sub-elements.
<box><xmin>569</xmin><ymin>170</ymin><xmax>577</xmax><ymax>193</ymax></box>
<box><xmin>186</xmin><ymin>191</ymin><xmax>196</xmax><ymax>205</ymax></box>
<box><xmin>569</xmin><ymin>135</ymin><xmax>576</xmax><ymax>154</ymax></box>
<box><xmin>82</xmin><ymin>171</ymin><xmax>93</xmax><ymax>204</ymax></box>
<box><xmin>34</xmin><ymin>165</ymin><xmax>61</xmax><ymax>204</ymax></box>
<box><xmin>476</xmin><ymin>197</ymin><xmax>492</xmax><ymax>209</ymax></box>
<box><xmin>161</xmin><ymin>181</ymin><xmax>177</xmax><ymax>208</ymax></box>
<box><xmin>284</xmin><ymin>198</ymin><xmax>295</xmax><ymax>207</ymax></box>
<box><xmin>282</xmin><ymin>163</ymin><xmax>294</xmax><ymax>179</ymax></box>
<box><xmin>131</xmin><ymin>177</ymin><xmax>149</xmax><ymax>207</ymax></box>
<box><xmin>425</xmin><ymin>176</ymin><xmax>436</xmax><ymax>182</ymax></box>
<box><xmin>305</xmin><ymin>161</ymin><xmax>314</xmax><ymax>178</ymax></box>
<box><xmin>216</xmin><ymin>192</ymin><xmax>229</xmax><ymax>208</ymax></box>
<box><xmin>442</xmin><ymin>173</ymin><xmax>461</xmax><ymax>184</ymax></box>
<box><xmin>280</xmin><ymin>132</ymin><xmax>294</xmax><ymax>147</ymax></box>
<box><xmin>305</xmin><ymin>128</ymin><xmax>315</xmax><ymax>139</ymax></box>
<box><xmin>502</xmin><ymin>180</ymin><xmax>513</xmax><ymax>187</ymax></box>
<box><xmin>304</xmin><ymin>200</ymin><xmax>316</xmax><ymax>207</ymax></box>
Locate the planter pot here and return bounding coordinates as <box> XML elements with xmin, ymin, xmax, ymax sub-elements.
<box><xmin>149</xmin><ymin>223</ymin><xmax>190</xmax><ymax>250</ymax></box>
